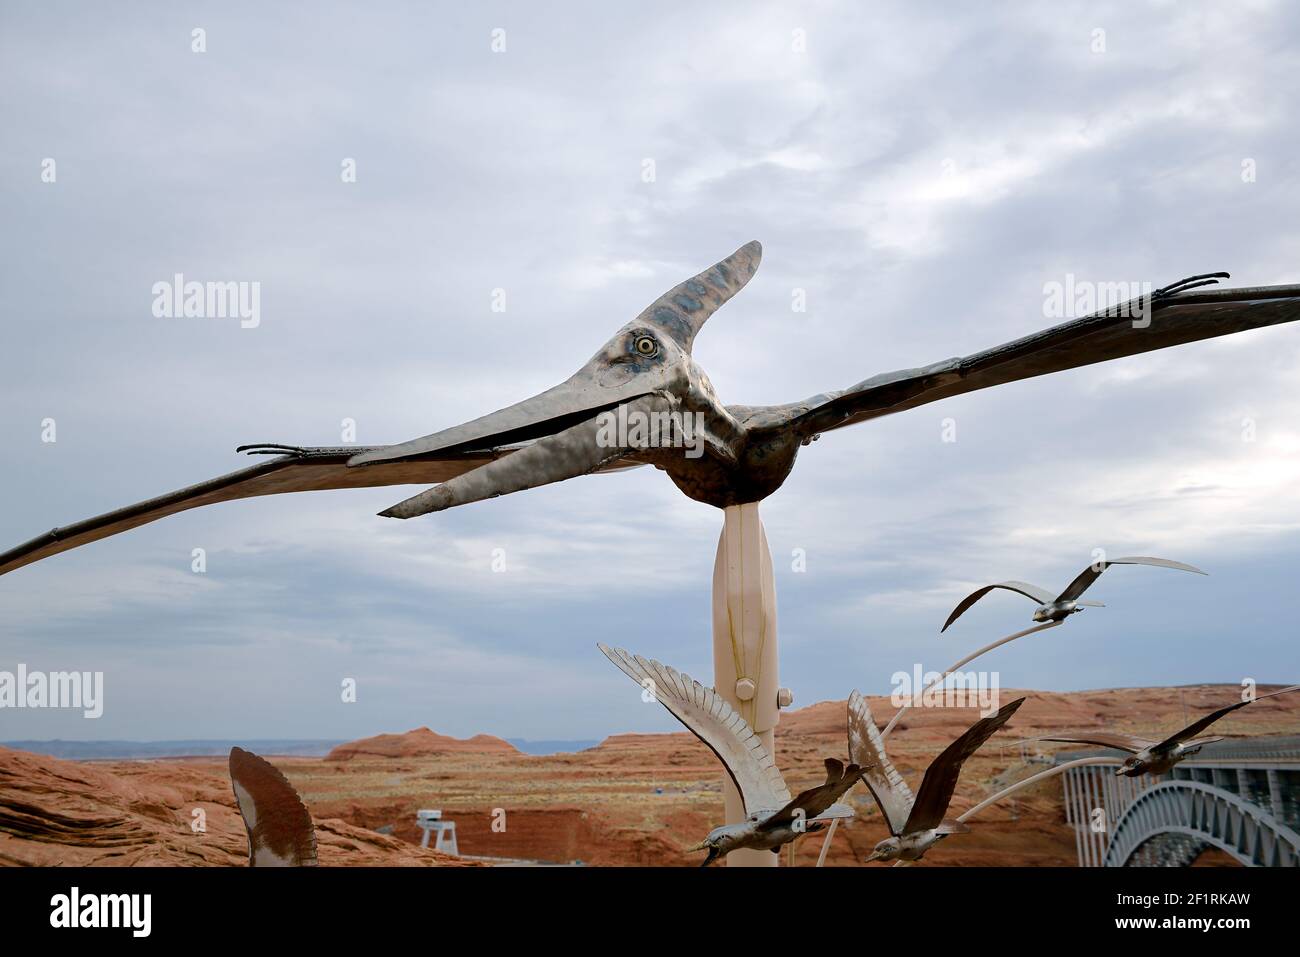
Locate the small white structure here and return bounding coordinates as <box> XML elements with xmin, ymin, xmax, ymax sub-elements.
<box><xmin>416</xmin><ymin>809</ymin><xmax>458</xmax><ymax>855</ymax></box>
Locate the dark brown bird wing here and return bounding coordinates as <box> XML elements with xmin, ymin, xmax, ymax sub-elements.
<box><xmin>1055</xmin><ymin>556</ymin><xmax>1206</xmax><ymax>603</ymax></box>
<box><xmin>904</xmin><ymin>697</ymin><xmax>1025</xmax><ymax>834</ymax></box>
<box><xmin>228</xmin><ymin>746</ymin><xmax>317</xmax><ymax>867</ymax></box>
<box><xmin>764</xmin><ymin>282</ymin><xmax>1300</xmax><ymax>441</ymax></box>
<box><xmin>1154</xmin><ymin>684</ymin><xmax>1300</xmax><ymax>751</ymax></box>
<box><xmin>1039</xmin><ymin>731</ymin><xmax>1155</xmax><ymax>753</ymax></box>
<box><xmin>941</xmin><ymin>581</ymin><xmax>1054</xmax><ymax>632</ymax></box>
<box><xmin>766</xmin><ymin>757</ymin><xmax>865</xmax><ymax>828</ymax></box>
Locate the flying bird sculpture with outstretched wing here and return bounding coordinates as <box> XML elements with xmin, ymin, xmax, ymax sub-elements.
<box><xmin>1040</xmin><ymin>684</ymin><xmax>1300</xmax><ymax>776</ymax></box>
<box><xmin>599</xmin><ymin>643</ymin><xmax>864</xmax><ymax>865</ymax></box>
<box><xmin>848</xmin><ymin>690</ymin><xmax>1024</xmax><ymax>863</ymax></box>
<box><xmin>941</xmin><ymin>556</ymin><xmax>1207</xmax><ymax>632</ymax></box>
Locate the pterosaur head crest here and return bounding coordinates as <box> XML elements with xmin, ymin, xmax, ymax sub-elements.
<box><xmin>352</xmin><ymin>242</ymin><xmax>762</xmax><ymax>518</ymax></box>
<box><xmin>631</xmin><ymin>239</ymin><xmax>762</xmax><ymax>353</ymax></box>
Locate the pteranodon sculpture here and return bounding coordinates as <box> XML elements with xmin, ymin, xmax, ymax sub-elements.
<box><xmin>4</xmin><ymin>243</ymin><xmax>1300</xmax><ymax>576</ymax></box>
<box><xmin>848</xmin><ymin>690</ymin><xmax>1024</xmax><ymax>863</ymax></box>
<box><xmin>1038</xmin><ymin>684</ymin><xmax>1300</xmax><ymax>777</ymax></box>
<box><xmin>598</xmin><ymin>643</ymin><xmax>865</xmax><ymax>865</ymax></box>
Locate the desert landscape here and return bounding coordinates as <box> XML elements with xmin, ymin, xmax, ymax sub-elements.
<box><xmin>3</xmin><ymin>684</ymin><xmax>1297</xmax><ymax>867</ymax></box>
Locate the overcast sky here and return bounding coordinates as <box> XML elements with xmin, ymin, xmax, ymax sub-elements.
<box><xmin>2</xmin><ymin>1</ymin><xmax>1299</xmax><ymax>743</ymax></box>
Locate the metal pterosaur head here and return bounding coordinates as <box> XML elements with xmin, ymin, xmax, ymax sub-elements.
<box><xmin>350</xmin><ymin>242</ymin><xmax>763</xmax><ymax>518</ymax></box>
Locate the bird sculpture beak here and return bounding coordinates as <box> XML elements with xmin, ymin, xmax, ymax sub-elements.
<box><xmin>685</xmin><ymin>838</ymin><xmax>711</xmax><ymax>852</ymax></box>
<box><xmin>352</xmin><ymin>242</ymin><xmax>762</xmax><ymax>518</ymax></box>
<box><xmin>864</xmin><ymin>850</ymin><xmax>884</xmax><ymax>863</ymax></box>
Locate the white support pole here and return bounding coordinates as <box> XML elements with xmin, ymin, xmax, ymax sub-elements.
<box><xmin>956</xmin><ymin>756</ymin><xmax>1117</xmax><ymax>823</ymax></box>
<box><xmin>880</xmin><ymin>620</ymin><xmax>1062</xmax><ymax>738</ymax></box>
<box><xmin>713</xmin><ymin>502</ymin><xmax>780</xmax><ymax>867</ymax></box>
<box><xmin>815</xmin><ymin>818</ymin><xmax>839</xmax><ymax>867</ymax></box>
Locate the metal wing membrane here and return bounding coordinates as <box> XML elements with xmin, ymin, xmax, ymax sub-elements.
<box><xmin>904</xmin><ymin>697</ymin><xmax>1025</xmax><ymax>834</ymax></box>
<box><xmin>0</xmin><ymin>444</ymin><xmax>638</xmax><ymax>578</ymax></box>
<box><xmin>773</xmin><ymin>283</ymin><xmax>1300</xmax><ymax>440</ymax></box>
<box><xmin>228</xmin><ymin>746</ymin><xmax>317</xmax><ymax>867</ymax></box>
<box><xmin>847</xmin><ymin>690</ymin><xmax>914</xmax><ymax>836</ymax></box>
<box><xmin>597</xmin><ymin>643</ymin><xmax>791</xmax><ymax>816</ymax></box>
<box><xmin>1055</xmin><ymin>556</ymin><xmax>1207</xmax><ymax>603</ymax></box>
<box><xmin>941</xmin><ymin>581</ymin><xmax>1054</xmax><ymax>632</ymax></box>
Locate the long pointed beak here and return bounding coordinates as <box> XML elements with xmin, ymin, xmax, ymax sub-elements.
<box><xmin>377</xmin><ymin>395</ymin><xmax>670</xmax><ymax>518</ymax></box>
<box><xmin>350</xmin><ymin>370</ymin><xmax>647</xmax><ymax>468</ymax></box>
<box><xmin>685</xmin><ymin>838</ymin><xmax>711</xmax><ymax>852</ymax></box>
<box><xmin>864</xmin><ymin>850</ymin><xmax>884</xmax><ymax>863</ymax></box>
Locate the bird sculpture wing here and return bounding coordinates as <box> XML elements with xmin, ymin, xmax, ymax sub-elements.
<box><xmin>765</xmin><ymin>758</ymin><xmax>867</xmax><ymax>828</ymax></box>
<box><xmin>0</xmin><ymin>444</ymin><xmax>638</xmax><ymax>578</ymax></box>
<box><xmin>1152</xmin><ymin>684</ymin><xmax>1300</xmax><ymax>752</ymax></box>
<box><xmin>904</xmin><ymin>697</ymin><xmax>1025</xmax><ymax>834</ymax></box>
<box><xmin>1038</xmin><ymin>731</ymin><xmax>1156</xmax><ymax>753</ymax></box>
<box><xmin>847</xmin><ymin>690</ymin><xmax>915</xmax><ymax>835</ymax></box>
<box><xmin>762</xmin><ymin>281</ymin><xmax>1300</xmax><ymax>441</ymax></box>
<box><xmin>941</xmin><ymin>581</ymin><xmax>1055</xmax><ymax>632</ymax></box>
<box><xmin>597</xmin><ymin>644</ymin><xmax>791</xmax><ymax>815</ymax></box>
<box><xmin>229</xmin><ymin>746</ymin><xmax>318</xmax><ymax>867</ymax></box>
<box><xmin>1054</xmin><ymin>556</ymin><xmax>1207</xmax><ymax>603</ymax></box>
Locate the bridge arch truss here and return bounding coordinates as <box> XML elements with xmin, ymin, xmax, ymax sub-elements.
<box><xmin>1056</xmin><ymin>736</ymin><xmax>1300</xmax><ymax>867</ymax></box>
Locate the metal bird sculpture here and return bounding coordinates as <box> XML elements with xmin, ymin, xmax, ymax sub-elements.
<box><xmin>848</xmin><ymin>690</ymin><xmax>1024</xmax><ymax>863</ymax></box>
<box><xmin>5</xmin><ymin>242</ymin><xmax>1300</xmax><ymax>577</ymax></box>
<box><xmin>1039</xmin><ymin>684</ymin><xmax>1300</xmax><ymax>777</ymax></box>
<box><xmin>228</xmin><ymin>746</ymin><xmax>318</xmax><ymax>867</ymax></box>
<box><xmin>599</xmin><ymin>643</ymin><xmax>865</xmax><ymax>865</ymax></box>
<box><xmin>941</xmin><ymin>556</ymin><xmax>1207</xmax><ymax>632</ymax></box>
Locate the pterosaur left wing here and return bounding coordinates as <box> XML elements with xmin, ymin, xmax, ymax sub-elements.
<box><xmin>769</xmin><ymin>282</ymin><xmax>1300</xmax><ymax>440</ymax></box>
<box><xmin>0</xmin><ymin>444</ymin><xmax>640</xmax><ymax>578</ymax></box>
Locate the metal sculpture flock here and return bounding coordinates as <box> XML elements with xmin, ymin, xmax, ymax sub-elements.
<box><xmin>6</xmin><ymin>242</ymin><xmax>1300</xmax><ymax>866</ymax></box>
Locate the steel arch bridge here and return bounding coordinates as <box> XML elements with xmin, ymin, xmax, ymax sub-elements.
<box><xmin>1056</xmin><ymin>736</ymin><xmax>1300</xmax><ymax>867</ymax></box>
<box><xmin>1101</xmin><ymin>780</ymin><xmax>1300</xmax><ymax>867</ymax></box>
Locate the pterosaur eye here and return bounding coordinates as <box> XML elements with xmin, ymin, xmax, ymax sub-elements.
<box><xmin>634</xmin><ymin>335</ymin><xmax>659</xmax><ymax>357</ymax></box>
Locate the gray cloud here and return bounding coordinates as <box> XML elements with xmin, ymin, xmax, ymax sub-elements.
<box><xmin>2</xmin><ymin>1</ymin><xmax>1299</xmax><ymax>741</ymax></box>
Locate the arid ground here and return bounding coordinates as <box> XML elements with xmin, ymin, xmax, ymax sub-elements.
<box><xmin>2</xmin><ymin>684</ymin><xmax>1296</xmax><ymax>866</ymax></box>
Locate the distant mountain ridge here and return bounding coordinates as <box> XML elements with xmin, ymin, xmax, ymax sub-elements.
<box><xmin>2</xmin><ymin>739</ymin><xmax>344</xmax><ymax>760</ymax></box>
